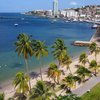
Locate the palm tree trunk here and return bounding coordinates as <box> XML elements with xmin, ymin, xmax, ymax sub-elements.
<box><xmin>95</xmin><ymin>69</ymin><xmax>97</xmax><ymax>76</ymax></box>
<box><xmin>95</xmin><ymin>53</ymin><xmax>97</xmax><ymax>61</ymax></box>
<box><xmin>40</xmin><ymin>67</ymin><xmax>43</xmax><ymax>80</ymax></box>
<box><xmin>68</xmin><ymin>65</ymin><xmax>72</xmax><ymax>74</ymax></box>
<box><xmin>25</xmin><ymin>59</ymin><xmax>31</xmax><ymax>92</ymax></box>
<box><xmin>40</xmin><ymin>58</ymin><xmax>43</xmax><ymax>81</ymax></box>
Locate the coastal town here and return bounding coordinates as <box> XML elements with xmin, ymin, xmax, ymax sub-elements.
<box><xmin>26</xmin><ymin>4</ymin><xmax>100</xmax><ymax>23</ymax></box>
<box><xmin>0</xmin><ymin>0</ymin><xmax>100</xmax><ymax>100</ymax></box>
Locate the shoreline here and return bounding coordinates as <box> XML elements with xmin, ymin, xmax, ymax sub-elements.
<box><xmin>0</xmin><ymin>49</ymin><xmax>89</xmax><ymax>92</ymax></box>
<box><xmin>0</xmin><ymin>50</ymin><xmax>95</xmax><ymax>99</ymax></box>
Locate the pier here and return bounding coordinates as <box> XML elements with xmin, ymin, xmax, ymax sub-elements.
<box><xmin>72</xmin><ymin>41</ymin><xmax>92</xmax><ymax>47</ymax></box>
<box><xmin>72</xmin><ymin>26</ymin><xmax>100</xmax><ymax>47</ymax></box>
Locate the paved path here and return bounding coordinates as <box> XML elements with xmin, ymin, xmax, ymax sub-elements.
<box><xmin>72</xmin><ymin>75</ymin><xmax>100</xmax><ymax>96</ymax></box>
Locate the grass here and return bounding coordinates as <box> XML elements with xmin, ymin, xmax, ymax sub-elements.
<box><xmin>81</xmin><ymin>82</ymin><xmax>100</xmax><ymax>100</ymax></box>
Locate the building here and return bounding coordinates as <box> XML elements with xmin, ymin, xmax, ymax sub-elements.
<box><xmin>53</xmin><ymin>0</ymin><xmax>59</xmax><ymax>17</ymax></box>
<box><xmin>45</xmin><ymin>10</ymin><xmax>53</xmax><ymax>17</ymax></box>
<box><xmin>65</xmin><ymin>9</ymin><xmax>78</xmax><ymax>18</ymax></box>
<box><xmin>60</xmin><ymin>10</ymin><xmax>67</xmax><ymax>17</ymax></box>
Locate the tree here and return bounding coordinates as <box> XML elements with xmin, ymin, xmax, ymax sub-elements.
<box><xmin>13</xmin><ymin>72</ymin><xmax>29</xmax><ymax>99</ymax></box>
<box><xmin>47</xmin><ymin>63</ymin><xmax>61</xmax><ymax>84</ymax></box>
<box><xmin>89</xmin><ymin>42</ymin><xmax>100</xmax><ymax>61</ymax></box>
<box><xmin>52</xmin><ymin>39</ymin><xmax>67</xmax><ymax>66</ymax></box>
<box><xmin>61</xmin><ymin>54</ymin><xmax>72</xmax><ymax>74</ymax></box>
<box><xmin>89</xmin><ymin>60</ymin><xmax>100</xmax><ymax>76</ymax></box>
<box><xmin>76</xmin><ymin>66</ymin><xmax>91</xmax><ymax>82</ymax></box>
<box><xmin>29</xmin><ymin>80</ymin><xmax>54</xmax><ymax>100</ymax></box>
<box><xmin>62</xmin><ymin>74</ymin><xmax>79</xmax><ymax>92</ymax></box>
<box><xmin>15</xmin><ymin>33</ymin><xmax>34</xmax><ymax>90</ymax></box>
<box><xmin>0</xmin><ymin>93</ymin><xmax>4</xmax><ymax>100</ymax></box>
<box><xmin>33</xmin><ymin>40</ymin><xmax>48</xmax><ymax>80</ymax></box>
<box><xmin>79</xmin><ymin>52</ymin><xmax>89</xmax><ymax>66</ymax></box>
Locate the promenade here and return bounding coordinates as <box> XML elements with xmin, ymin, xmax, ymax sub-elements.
<box><xmin>72</xmin><ymin>74</ymin><xmax>100</xmax><ymax>96</ymax></box>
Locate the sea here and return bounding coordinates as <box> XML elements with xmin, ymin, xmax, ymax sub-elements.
<box><xmin>0</xmin><ymin>13</ymin><xmax>95</xmax><ymax>84</ymax></box>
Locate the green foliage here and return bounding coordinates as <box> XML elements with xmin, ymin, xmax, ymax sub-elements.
<box><xmin>13</xmin><ymin>72</ymin><xmax>29</xmax><ymax>94</ymax></box>
<box><xmin>62</xmin><ymin>74</ymin><xmax>80</xmax><ymax>91</ymax></box>
<box><xmin>79</xmin><ymin>52</ymin><xmax>88</xmax><ymax>65</ymax></box>
<box><xmin>61</xmin><ymin>54</ymin><xmax>72</xmax><ymax>73</ymax></box>
<box><xmin>8</xmin><ymin>97</ymin><xmax>14</xmax><ymax>100</ymax></box>
<box><xmin>89</xmin><ymin>60</ymin><xmax>100</xmax><ymax>75</ymax></box>
<box><xmin>0</xmin><ymin>93</ymin><xmax>4</xmax><ymax>100</ymax></box>
<box><xmin>33</xmin><ymin>40</ymin><xmax>48</xmax><ymax>59</ymax></box>
<box><xmin>81</xmin><ymin>83</ymin><xmax>100</xmax><ymax>100</ymax></box>
<box><xmin>76</xmin><ymin>66</ymin><xmax>91</xmax><ymax>82</ymax></box>
<box><xmin>52</xmin><ymin>38</ymin><xmax>67</xmax><ymax>65</ymax></box>
<box><xmin>29</xmin><ymin>80</ymin><xmax>54</xmax><ymax>100</ymax></box>
<box><xmin>89</xmin><ymin>42</ymin><xmax>100</xmax><ymax>60</ymax></box>
<box><xmin>47</xmin><ymin>63</ymin><xmax>61</xmax><ymax>83</ymax></box>
<box><xmin>15</xmin><ymin>33</ymin><xmax>34</xmax><ymax>59</ymax></box>
<box><xmin>56</xmin><ymin>93</ymin><xmax>81</xmax><ymax>100</ymax></box>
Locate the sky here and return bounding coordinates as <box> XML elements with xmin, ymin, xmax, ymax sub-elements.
<box><xmin>0</xmin><ymin>0</ymin><xmax>100</xmax><ymax>12</ymax></box>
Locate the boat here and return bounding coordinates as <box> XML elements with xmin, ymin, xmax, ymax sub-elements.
<box><xmin>65</xmin><ymin>20</ymin><xmax>69</xmax><ymax>22</ymax></box>
<box><xmin>51</xmin><ymin>19</ymin><xmax>57</xmax><ymax>23</ymax></box>
<box><xmin>14</xmin><ymin>23</ymin><xmax>18</xmax><ymax>27</ymax></box>
<box><xmin>91</xmin><ymin>24</ymin><xmax>98</xmax><ymax>29</ymax></box>
<box><xmin>73</xmin><ymin>19</ymin><xmax>78</xmax><ymax>22</ymax></box>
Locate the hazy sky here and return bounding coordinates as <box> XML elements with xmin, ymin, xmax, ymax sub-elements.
<box><xmin>0</xmin><ymin>0</ymin><xmax>100</xmax><ymax>12</ymax></box>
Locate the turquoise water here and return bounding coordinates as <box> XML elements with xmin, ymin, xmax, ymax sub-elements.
<box><xmin>0</xmin><ymin>13</ymin><xmax>95</xmax><ymax>83</ymax></box>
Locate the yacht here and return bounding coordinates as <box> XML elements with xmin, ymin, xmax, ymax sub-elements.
<box><xmin>14</xmin><ymin>23</ymin><xmax>18</xmax><ymax>27</ymax></box>
<box><xmin>91</xmin><ymin>24</ymin><xmax>98</xmax><ymax>29</ymax></box>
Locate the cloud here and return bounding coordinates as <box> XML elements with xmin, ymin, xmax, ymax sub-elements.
<box><xmin>70</xmin><ymin>1</ymin><xmax>77</xmax><ymax>6</ymax></box>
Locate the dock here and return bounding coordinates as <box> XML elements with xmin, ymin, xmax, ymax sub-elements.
<box><xmin>72</xmin><ymin>41</ymin><xmax>92</xmax><ymax>47</ymax></box>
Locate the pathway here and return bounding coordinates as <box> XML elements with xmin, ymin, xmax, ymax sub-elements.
<box><xmin>72</xmin><ymin>75</ymin><xmax>100</xmax><ymax>96</ymax></box>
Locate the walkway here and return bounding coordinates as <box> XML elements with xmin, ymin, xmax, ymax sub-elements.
<box><xmin>72</xmin><ymin>75</ymin><xmax>100</xmax><ymax>96</ymax></box>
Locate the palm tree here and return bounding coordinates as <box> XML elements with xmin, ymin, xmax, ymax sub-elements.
<box><xmin>89</xmin><ymin>42</ymin><xmax>100</xmax><ymax>61</ymax></box>
<box><xmin>47</xmin><ymin>63</ymin><xmax>61</xmax><ymax>84</ymax></box>
<box><xmin>13</xmin><ymin>72</ymin><xmax>29</xmax><ymax>100</ymax></box>
<box><xmin>61</xmin><ymin>74</ymin><xmax>79</xmax><ymax>92</ymax></box>
<box><xmin>0</xmin><ymin>93</ymin><xmax>4</xmax><ymax>100</ymax></box>
<box><xmin>33</xmin><ymin>40</ymin><xmax>48</xmax><ymax>80</ymax></box>
<box><xmin>76</xmin><ymin>66</ymin><xmax>91</xmax><ymax>82</ymax></box>
<box><xmin>61</xmin><ymin>54</ymin><xmax>72</xmax><ymax>74</ymax></box>
<box><xmin>15</xmin><ymin>33</ymin><xmax>34</xmax><ymax>90</ymax></box>
<box><xmin>79</xmin><ymin>52</ymin><xmax>89</xmax><ymax>66</ymax></box>
<box><xmin>29</xmin><ymin>80</ymin><xmax>54</xmax><ymax>100</ymax></box>
<box><xmin>52</xmin><ymin>38</ymin><xmax>67</xmax><ymax>66</ymax></box>
<box><xmin>89</xmin><ymin>60</ymin><xmax>100</xmax><ymax>76</ymax></box>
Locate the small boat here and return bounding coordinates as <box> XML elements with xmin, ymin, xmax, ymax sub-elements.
<box><xmin>65</xmin><ymin>20</ymin><xmax>69</xmax><ymax>22</ymax></box>
<box><xmin>14</xmin><ymin>23</ymin><xmax>18</xmax><ymax>27</ymax></box>
<box><xmin>51</xmin><ymin>19</ymin><xmax>57</xmax><ymax>23</ymax></box>
<box><xmin>91</xmin><ymin>24</ymin><xmax>98</xmax><ymax>29</ymax></box>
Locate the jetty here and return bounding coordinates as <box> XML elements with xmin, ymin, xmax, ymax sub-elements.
<box><xmin>72</xmin><ymin>41</ymin><xmax>92</xmax><ymax>47</ymax></box>
<box><xmin>72</xmin><ymin>26</ymin><xmax>100</xmax><ymax>47</ymax></box>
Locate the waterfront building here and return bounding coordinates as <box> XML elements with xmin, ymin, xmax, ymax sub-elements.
<box><xmin>60</xmin><ymin>10</ymin><xmax>67</xmax><ymax>17</ymax></box>
<box><xmin>45</xmin><ymin>10</ymin><xmax>53</xmax><ymax>17</ymax></box>
<box><xmin>65</xmin><ymin>9</ymin><xmax>78</xmax><ymax>18</ymax></box>
<box><xmin>53</xmin><ymin>0</ymin><xmax>59</xmax><ymax>17</ymax></box>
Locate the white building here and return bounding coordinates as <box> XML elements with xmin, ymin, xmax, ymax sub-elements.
<box><xmin>60</xmin><ymin>10</ymin><xmax>67</xmax><ymax>17</ymax></box>
<box><xmin>53</xmin><ymin>0</ymin><xmax>59</xmax><ymax>17</ymax></box>
<box><xmin>79</xmin><ymin>14</ymin><xmax>86</xmax><ymax>17</ymax></box>
<box><xmin>45</xmin><ymin>10</ymin><xmax>53</xmax><ymax>16</ymax></box>
<box><xmin>65</xmin><ymin>9</ymin><xmax>78</xmax><ymax>18</ymax></box>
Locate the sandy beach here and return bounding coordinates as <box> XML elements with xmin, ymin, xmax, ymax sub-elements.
<box><xmin>0</xmin><ymin>52</ymin><xmax>100</xmax><ymax>99</ymax></box>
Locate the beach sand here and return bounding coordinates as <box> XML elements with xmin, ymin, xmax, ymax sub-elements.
<box><xmin>0</xmin><ymin>52</ymin><xmax>100</xmax><ymax>99</ymax></box>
